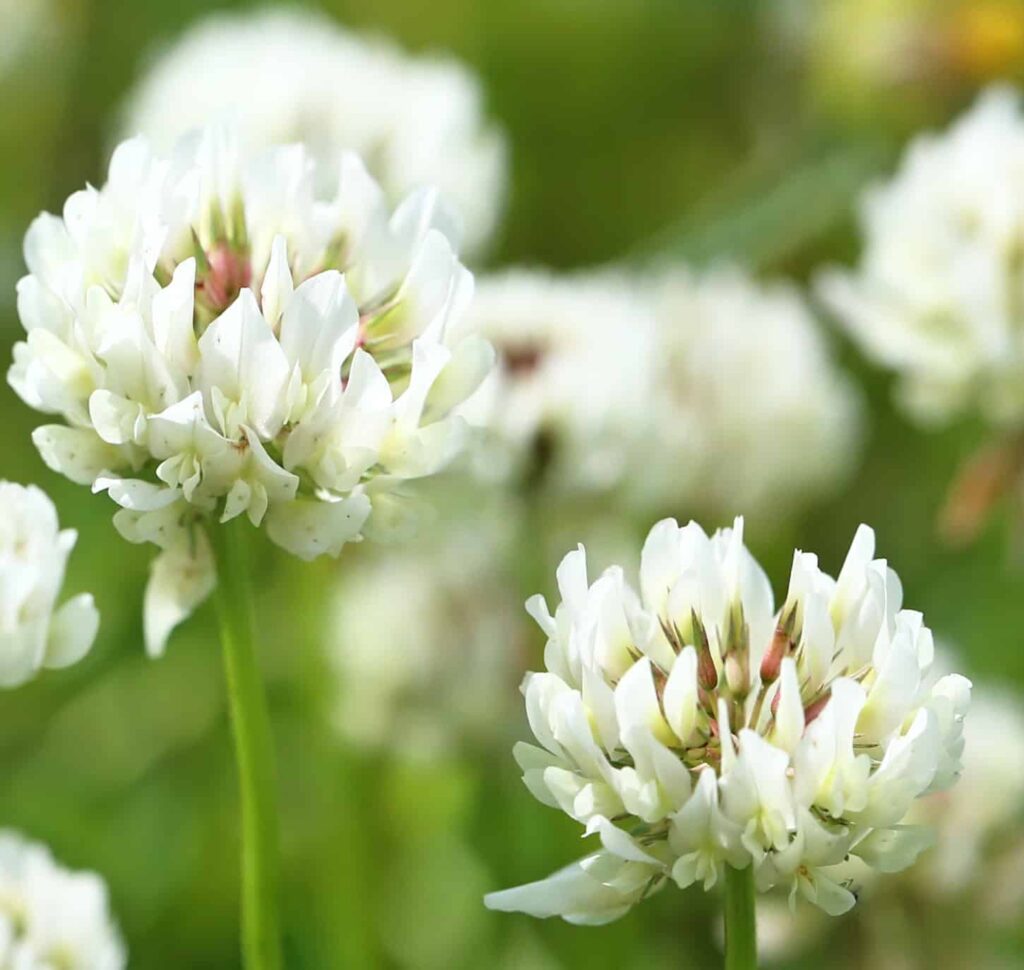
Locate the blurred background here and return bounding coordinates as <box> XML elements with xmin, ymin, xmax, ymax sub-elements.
<box><xmin>3</xmin><ymin>0</ymin><xmax>1024</xmax><ymax>967</ymax></box>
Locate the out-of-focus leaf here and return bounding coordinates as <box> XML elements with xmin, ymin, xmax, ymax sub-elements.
<box><xmin>632</xmin><ymin>138</ymin><xmax>894</xmax><ymax>271</ymax></box>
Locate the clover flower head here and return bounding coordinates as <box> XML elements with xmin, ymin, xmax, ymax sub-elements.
<box><xmin>456</xmin><ymin>268</ymin><xmax>659</xmax><ymax>493</ymax></box>
<box><xmin>641</xmin><ymin>265</ymin><xmax>862</xmax><ymax>517</ymax></box>
<box><xmin>485</xmin><ymin>518</ymin><xmax>970</xmax><ymax>923</ymax></box>
<box><xmin>0</xmin><ymin>831</ymin><xmax>124</xmax><ymax>969</ymax></box>
<box><xmin>118</xmin><ymin>8</ymin><xmax>507</xmax><ymax>256</ymax></box>
<box><xmin>819</xmin><ymin>86</ymin><xmax>1024</xmax><ymax>426</ymax></box>
<box><xmin>0</xmin><ymin>481</ymin><xmax>98</xmax><ymax>688</ymax></box>
<box><xmin>8</xmin><ymin>128</ymin><xmax>492</xmax><ymax>655</ymax></box>
<box><xmin>458</xmin><ymin>265</ymin><xmax>859</xmax><ymax>519</ymax></box>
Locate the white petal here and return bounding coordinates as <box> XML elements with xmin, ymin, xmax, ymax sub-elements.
<box><xmin>197</xmin><ymin>288</ymin><xmax>290</xmax><ymax>438</ymax></box>
<box><xmin>32</xmin><ymin>426</ymin><xmax>126</xmax><ymax>486</ymax></box>
<box><xmin>260</xmin><ymin>234</ymin><xmax>294</xmax><ymax>331</ymax></box>
<box><xmin>44</xmin><ymin>593</ymin><xmax>100</xmax><ymax>669</ymax></box>
<box><xmin>279</xmin><ymin>270</ymin><xmax>358</xmax><ymax>385</ymax></box>
<box><xmin>143</xmin><ymin>531</ymin><xmax>216</xmax><ymax>658</ymax></box>
<box><xmin>772</xmin><ymin>658</ymin><xmax>805</xmax><ymax>755</ymax></box>
<box><xmin>853</xmin><ymin>825</ymin><xmax>935</xmax><ymax>873</ymax></box>
<box><xmin>264</xmin><ymin>494</ymin><xmax>370</xmax><ymax>560</ymax></box>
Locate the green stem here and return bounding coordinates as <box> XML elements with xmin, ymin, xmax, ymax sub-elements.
<box><xmin>724</xmin><ymin>864</ymin><xmax>757</xmax><ymax>970</ymax></box>
<box><xmin>212</xmin><ymin>520</ymin><xmax>283</xmax><ymax>970</ymax></box>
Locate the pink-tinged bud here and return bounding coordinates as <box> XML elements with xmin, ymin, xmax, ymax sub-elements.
<box><xmin>698</xmin><ymin>652</ymin><xmax>718</xmax><ymax>692</ymax></box>
<box><xmin>803</xmin><ymin>690</ymin><xmax>832</xmax><ymax>725</ymax></box>
<box><xmin>760</xmin><ymin>625</ymin><xmax>791</xmax><ymax>684</ymax></box>
<box><xmin>198</xmin><ymin>243</ymin><xmax>252</xmax><ymax>313</ymax></box>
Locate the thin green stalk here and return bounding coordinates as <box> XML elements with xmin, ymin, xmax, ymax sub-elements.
<box><xmin>212</xmin><ymin>520</ymin><xmax>282</xmax><ymax>970</ymax></box>
<box><xmin>724</xmin><ymin>864</ymin><xmax>757</xmax><ymax>970</ymax></box>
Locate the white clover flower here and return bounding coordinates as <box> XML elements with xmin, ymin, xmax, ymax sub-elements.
<box><xmin>485</xmin><ymin>518</ymin><xmax>970</xmax><ymax>924</ymax></box>
<box><xmin>819</xmin><ymin>86</ymin><xmax>1024</xmax><ymax>426</ymax></box>
<box><xmin>118</xmin><ymin>8</ymin><xmax>506</xmax><ymax>257</ymax></box>
<box><xmin>457</xmin><ymin>265</ymin><xmax>859</xmax><ymax>517</ymax></box>
<box><xmin>328</xmin><ymin>496</ymin><xmax>521</xmax><ymax>755</ymax></box>
<box><xmin>8</xmin><ymin>128</ymin><xmax>492</xmax><ymax>656</ymax></box>
<box><xmin>0</xmin><ymin>482</ymin><xmax>98</xmax><ymax>688</ymax></box>
<box><xmin>0</xmin><ymin>831</ymin><xmax>125</xmax><ymax>969</ymax></box>
<box><xmin>454</xmin><ymin>268</ymin><xmax>659</xmax><ymax>493</ymax></box>
<box><xmin>638</xmin><ymin>266</ymin><xmax>862</xmax><ymax>517</ymax></box>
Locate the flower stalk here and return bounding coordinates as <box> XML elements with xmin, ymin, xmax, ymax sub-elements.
<box><xmin>212</xmin><ymin>519</ymin><xmax>282</xmax><ymax>970</ymax></box>
<box><xmin>724</xmin><ymin>864</ymin><xmax>757</xmax><ymax>970</ymax></box>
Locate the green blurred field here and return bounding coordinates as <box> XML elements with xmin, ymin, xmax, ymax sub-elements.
<box><xmin>2</xmin><ymin>1</ymin><xmax>1023</xmax><ymax>967</ymax></box>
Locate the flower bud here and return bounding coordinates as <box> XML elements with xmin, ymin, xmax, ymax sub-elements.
<box><xmin>692</xmin><ymin>609</ymin><xmax>718</xmax><ymax>691</ymax></box>
<box><xmin>760</xmin><ymin>624</ymin><xmax>791</xmax><ymax>685</ymax></box>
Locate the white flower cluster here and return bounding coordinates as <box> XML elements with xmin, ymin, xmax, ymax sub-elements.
<box><xmin>820</xmin><ymin>86</ymin><xmax>1024</xmax><ymax>426</ymax></box>
<box><xmin>0</xmin><ymin>482</ymin><xmax>98</xmax><ymax>688</ymax></box>
<box><xmin>0</xmin><ymin>831</ymin><xmax>124</xmax><ymax>969</ymax></box>
<box><xmin>329</xmin><ymin>498</ymin><xmax>521</xmax><ymax>755</ymax></box>
<box><xmin>459</xmin><ymin>266</ymin><xmax>859</xmax><ymax>515</ymax></box>
<box><xmin>456</xmin><ymin>269</ymin><xmax>658</xmax><ymax>492</ymax></box>
<box><xmin>485</xmin><ymin>519</ymin><xmax>970</xmax><ymax>923</ymax></box>
<box><xmin>119</xmin><ymin>8</ymin><xmax>507</xmax><ymax>256</ymax></box>
<box><xmin>640</xmin><ymin>267</ymin><xmax>862</xmax><ymax>516</ymax></box>
<box><xmin>8</xmin><ymin>129</ymin><xmax>491</xmax><ymax>655</ymax></box>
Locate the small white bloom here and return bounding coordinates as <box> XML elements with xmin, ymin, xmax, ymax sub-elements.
<box><xmin>485</xmin><ymin>518</ymin><xmax>970</xmax><ymax>923</ymax></box>
<box><xmin>820</xmin><ymin>86</ymin><xmax>1024</xmax><ymax>426</ymax></box>
<box><xmin>0</xmin><ymin>482</ymin><xmax>99</xmax><ymax>687</ymax></box>
<box><xmin>455</xmin><ymin>268</ymin><xmax>660</xmax><ymax>493</ymax></box>
<box><xmin>327</xmin><ymin>494</ymin><xmax>522</xmax><ymax>754</ymax></box>
<box><xmin>8</xmin><ymin>128</ymin><xmax>490</xmax><ymax>656</ymax></box>
<box><xmin>638</xmin><ymin>265</ymin><xmax>862</xmax><ymax>517</ymax></box>
<box><xmin>0</xmin><ymin>831</ymin><xmax>125</xmax><ymax>969</ymax></box>
<box><xmin>459</xmin><ymin>264</ymin><xmax>860</xmax><ymax>519</ymax></box>
<box><xmin>118</xmin><ymin>8</ymin><xmax>507</xmax><ymax>256</ymax></box>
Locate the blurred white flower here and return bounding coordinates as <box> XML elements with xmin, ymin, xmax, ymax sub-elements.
<box><xmin>118</xmin><ymin>8</ymin><xmax>507</xmax><ymax>257</ymax></box>
<box><xmin>0</xmin><ymin>831</ymin><xmax>124</xmax><ymax>969</ymax></box>
<box><xmin>455</xmin><ymin>268</ymin><xmax>659</xmax><ymax>493</ymax></box>
<box><xmin>820</xmin><ymin>86</ymin><xmax>1024</xmax><ymax>426</ymax></box>
<box><xmin>328</xmin><ymin>496</ymin><xmax>522</xmax><ymax>755</ymax></box>
<box><xmin>640</xmin><ymin>265</ymin><xmax>862</xmax><ymax>517</ymax></box>
<box><xmin>8</xmin><ymin>128</ymin><xmax>491</xmax><ymax>656</ymax></box>
<box><xmin>485</xmin><ymin>518</ymin><xmax>970</xmax><ymax>923</ymax></box>
<box><xmin>0</xmin><ymin>482</ymin><xmax>98</xmax><ymax>688</ymax></box>
<box><xmin>459</xmin><ymin>264</ymin><xmax>859</xmax><ymax>519</ymax></box>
